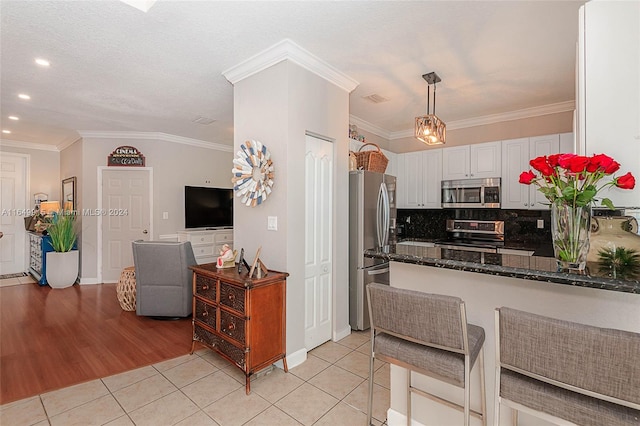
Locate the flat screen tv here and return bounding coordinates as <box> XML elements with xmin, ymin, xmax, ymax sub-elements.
<box><xmin>185</xmin><ymin>186</ymin><xmax>233</xmax><ymax>229</ymax></box>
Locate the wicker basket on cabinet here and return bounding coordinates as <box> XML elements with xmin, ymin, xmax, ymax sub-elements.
<box><xmin>353</xmin><ymin>143</ymin><xmax>388</xmax><ymax>173</ymax></box>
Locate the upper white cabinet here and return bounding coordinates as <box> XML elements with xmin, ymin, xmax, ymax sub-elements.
<box><xmin>442</xmin><ymin>141</ymin><xmax>501</xmax><ymax>180</ymax></box>
<box><xmin>349</xmin><ymin>138</ymin><xmax>397</xmax><ymax>177</ymax></box>
<box><xmin>397</xmin><ymin>149</ymin><xmax>442</xmax><ymax>209</ymax></box>
<box><xmin>578</xmin><ymin>1</ymin><xmax>639</xmax><ymax>208</ymax></box>
<box><xmin>501</xmin><ymin>134</ymin><xmax>573</xmax><ymax>210</ymax></box>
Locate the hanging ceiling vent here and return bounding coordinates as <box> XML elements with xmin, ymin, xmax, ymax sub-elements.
<box><xmin>192</xmin><ymin>116</ymin><xmax>216</xmax><ymax>125</ymax></box>
<box><xmin>362</xmin><ymin>93</ymin><xmax>389</xmax><ymax>104</ymax></box>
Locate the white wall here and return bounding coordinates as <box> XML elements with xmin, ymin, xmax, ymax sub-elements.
<box><xmin>0</xmin><ymin>145</ymin><xmax>60</xmax><ymax>206</ymax></box>
<box><xmin>76</xmin><ymin>136</ymin><xmax>233</xmax><ymax>282</ymax></box>
<box><xmin>232</xmin><ymin>60</ymin><xmax>351</xmax><ymax>361</ymax></box>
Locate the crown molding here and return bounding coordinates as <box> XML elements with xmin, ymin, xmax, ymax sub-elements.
<box><xmin>222</xmin><ymin>39</ymin><xmax>359</xmax><ymax>93</ymax></box>
<box><xmin>351</xmin><ymin>100</ymin><xmax>576</xmax><ymax>141</ymax></box>
<box><xmin>57</xmin><ymin>136</ymin><xmax>83</xmax><ymax>152</ymax></box>
<box><xmin>0</xmin><ymin>138</ymin><xmax>59</xmax><ymax>152</ymax></box>
<box><xmin>348</xmin><ymin>115</ymin><xmax>391</xmax><ymax>139</ymax></box>
<box><xmin>77</xmin><ymin>131</ymin><xmax>233</xmax><ymax>152</ymax></box>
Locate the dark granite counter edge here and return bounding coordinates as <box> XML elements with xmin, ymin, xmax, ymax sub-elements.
<box><xmin>364</xmin><ymin>250</ymin><xmax>640</xmax><ymax>295</ymax></box>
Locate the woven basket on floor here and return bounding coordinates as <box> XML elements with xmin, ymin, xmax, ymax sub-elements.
<box><xmin>354</xmin><ymin>143</ymin><xmax>388</xmax><ymax>173</ymax></box>
<box><xmin>117</xmin><ymin>266</ymin><xmax>137</xmax><ymax>311</ymax></box>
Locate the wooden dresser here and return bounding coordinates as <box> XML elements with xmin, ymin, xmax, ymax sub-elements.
<box><xmin>189</xmin><ymin>263</ymin><xmax>288</xmax><ymax>394</ymax></box>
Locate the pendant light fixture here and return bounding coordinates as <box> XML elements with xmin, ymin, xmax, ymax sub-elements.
<box><xmin>415</xmin><ymin>72</ymin><xmax>446</xmax><ymax>145</ymax></box>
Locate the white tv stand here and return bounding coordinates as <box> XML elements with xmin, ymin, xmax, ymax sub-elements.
<box><xmin>177</xmin><ymin>228</ymin><xmax>233</xmax><ymax>265</ymax></box>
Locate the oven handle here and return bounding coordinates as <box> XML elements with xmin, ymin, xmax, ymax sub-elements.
<box><xmin>436</xmin><ymin>243</ymin><xmax>498</xmax><ymax>253</ymax></box>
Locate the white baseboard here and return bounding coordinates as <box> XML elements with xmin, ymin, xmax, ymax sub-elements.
<box><xmin>333</xmin><ymin>325</ymin><xmax>351</xmax><ymax>342</ymax></box>
<box><xmin>280</xmin><ymin>347</ymin><xmax>307</xmax><ymax>370</ymax></box>
<box><xmin>79</xmin><ymin>278</ymin><xmax>100</xmax><ymax>285</ymax></box>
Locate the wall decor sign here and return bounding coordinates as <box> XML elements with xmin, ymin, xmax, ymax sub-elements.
<box><xmin>108</xmin><ymin>146</ymin><xmax>145</xmax><ymax>167</ymax></box>
<box><xmin>232</xmin><ymin>140</ymin><xmax>274</xmax><ymax>207</ymax></box>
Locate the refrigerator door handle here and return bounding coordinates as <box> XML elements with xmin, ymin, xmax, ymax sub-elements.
<box><xmin>376</xmin><ymin>183</ymin><xmax>384</xmax><ymax>248</ymax></box>
<box><xmin>380</xmin><ymin>182</ymin><xmax>390</xmax><ymax>247</ymax></box>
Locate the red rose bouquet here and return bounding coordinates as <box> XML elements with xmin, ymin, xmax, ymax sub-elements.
<box><xmin>519</xmin><ymin>153</ymin><xmax>635</xmax><ymax>209</ymax></box>
<box><xmin>519</xmin><ymin>153</ymin><xmax>635</xmax><ymax>270</ymax></box>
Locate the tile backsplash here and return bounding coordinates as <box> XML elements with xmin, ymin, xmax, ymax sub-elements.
<box><xmin>397</xmin><ymin>208</ymin><xmax>552</xmax><ymax>248</ymax></box>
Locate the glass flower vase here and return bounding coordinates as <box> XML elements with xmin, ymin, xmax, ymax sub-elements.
<box><xmin>551</xmin><ymin>202</ymin><xmax>591</xmax><ymax>271</ymax></box>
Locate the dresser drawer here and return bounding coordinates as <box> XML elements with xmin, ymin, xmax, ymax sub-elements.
<box><xmin>220</xmin><ymin>282</ymin><xmax>245</xmax><ymax>312</ymax></box>
<box><xmin>193</xmin><ymin>245</ymin><xmax>215</xmax><ymax>258</ymax></box>
<box><xmin>215</xmin><ymin>232</ymin><xmax>233</xmax><ymax>244</ymax></box>
<box><xmin>191</xmin><ymin>233</ymin><xmax>215</xmax><ymax>245</ymax></box>
<box><xmin>220</xmin><ymin>310</ymin><xmax>246</xmax><ymax>344</ymax></box>
<box><xmin>194</xmin><ymin>275</ymin><xmax>217</xmax><ymax>301</ymax></box>
<box><xmin>193</xmin><ymin>324</ymin><xmax>245</xmax><ymax>369</ymax></box>
<box><xmin>194</xmin><ymin>298</ymin><xmax>217</xmax><ymax>329</ymax></box>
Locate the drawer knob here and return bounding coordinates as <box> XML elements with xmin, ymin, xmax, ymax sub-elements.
<box><xmin>228</xmin><ymin>293</ymin><xmax>236</xmax><ymax>302</ymax></box>
<box><xmin>202</xmin><ymin>284</ymin><xmax>209</xmax><ymax>290</ymax></box>
<box><xmin>228</xmin><ymin>322</ymin><xmax>236</xmax><ymax>331</ymax></box>
<box><xmin>202</xmin><ymin>310</ymin><xmax>208</xmax><ymax>317</ymax></box>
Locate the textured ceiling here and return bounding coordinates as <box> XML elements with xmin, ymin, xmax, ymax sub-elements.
<box><xmin>0</xmin><ymin>0</ymin><xmax>585</xmax><ymax>148</ymax></box>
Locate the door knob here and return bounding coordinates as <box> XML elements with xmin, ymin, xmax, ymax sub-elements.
<box><xmin>142</xmin><ymin>229</ymin><xmax>148</xmax><ymax>234</ymax></box>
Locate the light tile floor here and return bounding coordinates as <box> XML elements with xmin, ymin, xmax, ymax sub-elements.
<box><xmin>0</xmin><ymin>331</ymin><xmax>389</xmax><ymax>426</ymax></box>
<box><xmin>0</xmin><ymin>274</ymin><xmax>37</xmax><ymax>288</ymax></box>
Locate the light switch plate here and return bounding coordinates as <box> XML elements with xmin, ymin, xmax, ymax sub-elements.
<box><xmin>162</xmin><ymin>212</ymin><xmax>169</xmax><ymax>220</ymax></box>
<box><xmin>537</xmin><ymin>219</ymin><xmax>544</xmax><ymax>229</ymax></box>
<box><xmin>268</xmin><ymin>216</ymin><xmax>278</xmax><ymax>231</ymax></box>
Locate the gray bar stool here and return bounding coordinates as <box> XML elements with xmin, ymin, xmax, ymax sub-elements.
<box><xmin>495</xmin><ymin>307</ymin><xmax>640</xmax><ymax>425</ymax></box>
<box><xmin>366</xmin><ymin>282</ymin><xmax>486</xmax><ymax>426</ymax></box>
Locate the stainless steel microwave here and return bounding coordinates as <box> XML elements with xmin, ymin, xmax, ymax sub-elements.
<box><xmin>441</xmin><ymin>178</ymin><xmax>501</xmax><ymax>208</ymax></box>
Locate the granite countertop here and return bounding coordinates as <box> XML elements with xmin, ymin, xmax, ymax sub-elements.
<box><xmin>365</xmin><ymin>244</ymin><xmax>640</xmax><ymax>294</ymax></box>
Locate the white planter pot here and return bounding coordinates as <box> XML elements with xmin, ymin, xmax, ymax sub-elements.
<box><xmin>46</xmin><ymin>250</ymin><xmax>79</xmax><ymax>289</ymax></box>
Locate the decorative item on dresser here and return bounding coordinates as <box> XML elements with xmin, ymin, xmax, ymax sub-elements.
<box><xmin>190</xmin><ymin>263</ymin><xmax>288</xmax><ymax>394</ymax></box>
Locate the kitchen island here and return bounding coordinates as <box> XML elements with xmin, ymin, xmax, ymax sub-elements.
<box><xmin>365</xmin><ymin>245</ymin><xmax>640</xmax><ymax>426</ymax></box>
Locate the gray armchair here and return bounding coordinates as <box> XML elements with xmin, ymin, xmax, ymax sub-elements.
<box><xmin>132</xmin><ymin>240</ymin><xmax>197</xmax><ymax>318</ymax></box>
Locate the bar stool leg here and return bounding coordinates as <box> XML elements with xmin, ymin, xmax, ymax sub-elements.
<box><xmin>407</xmin><ymin>369</ymin><xmax>411</xmax><ymax>426</ymax></box>
<box><xmin>479</xmin><ymin>348</ymin><xmax>487</xmax><ymax>426</ymax></box>
<box><xmin>464</xmin><ymin>355</ymin><xmax>471</xmax><ymax>426</ymax></box>
<box><xmin>367</xmin><ymin>336</ymin><xmax>375</xmax><ymax>426</ymax></box>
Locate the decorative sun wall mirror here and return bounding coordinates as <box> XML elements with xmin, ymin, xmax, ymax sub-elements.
<box><xmin>232</xmin><ymin>140</ymin><xmax>274</xmax><ymax>207</ymax></box>
<box><xmin>62</xmin><ymin>176</ymin><xmax>77</xmax><ymax>212</ymax></box>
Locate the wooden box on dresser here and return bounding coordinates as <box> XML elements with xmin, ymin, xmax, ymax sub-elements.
<box><xmin>189</xmin><ymin>263</ymin><xmax>289</xmax><ymax>394</ymax></box>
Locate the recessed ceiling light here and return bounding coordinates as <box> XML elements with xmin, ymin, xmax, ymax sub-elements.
<box><xmin>2</xmin><ymin>130</ymin><xmax>11</xmax><ymax>134</ymax></box>
<box><xmin>18</xmin><ymin>94</ymin><xmax>31</xmax><ymax>100</ymax></box>
<box><xmin>35</xmin><ymin>58</ymin><xmax>50</xmax><ymax>67</ymax></box>
<box><xmin>8</xmin><ymin>116</ymin><xmax>19</xmax><ymax>120</ymax></box>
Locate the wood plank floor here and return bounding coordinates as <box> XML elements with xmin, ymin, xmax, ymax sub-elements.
<box><xmin>0</xmin><ymin>282</ymin><xmax>192</xmax><ymax>405</ymax></box>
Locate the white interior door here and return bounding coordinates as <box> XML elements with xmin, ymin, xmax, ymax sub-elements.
<box><xmin>101</xmin><ymin>168</ymin><xmax>151</xmax><ymax>282</ymax></box>
<box><xmin>0</xmin><ymin>154</ymin><xmax>28</xmax><ymax>275</ymax></box>
<box><xmin>304</xmin><ymin>134</ymin><xmax>333</xmax><ymax>351</ymax></box>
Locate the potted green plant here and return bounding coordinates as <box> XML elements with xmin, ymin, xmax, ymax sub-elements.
<box><xmin>45</xmin><ymin>211</ymin><xmax>79</xmax><ymax>288</ymax></box>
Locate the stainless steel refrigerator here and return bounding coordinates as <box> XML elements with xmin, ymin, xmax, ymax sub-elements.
<box><xmin>349</xmin><ymin>170</ymin><xmax>397</xmax><ymax>330</ymax></box>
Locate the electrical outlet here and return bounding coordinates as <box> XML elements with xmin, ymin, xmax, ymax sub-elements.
<box><xmin>162</xmin><ymin>212</ymin><xmax>169</xmax><ymax>220</ymax></box>
<box><xmin>268</xmin><ymin>216</ymin><xmax>278</xmax><ymax>231</ymax></box>
<box><xmin>537</xmin><ymin>219</ymin><xmax>544</xmax><ymax>229</ymax></box>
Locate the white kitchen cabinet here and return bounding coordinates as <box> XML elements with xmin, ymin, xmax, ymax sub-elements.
<box><xmin>501</xmin><ymin>134</ymin><xmax>573</xmax><ymax>210</ymax></box>
<box><xmin>442</xmin><ymin>141</ymin><xmax>501</xmax><ymax>180</ymax></box>
<box><xmin>578</xmin><ymin>1</ymin><xmax>639</xmax><ymax>208</ymax></box>
<box><xmin>349</xmin><ymin>138</ymin><xmax>397</xmax><ymax>177</ymax></box>
<box><xmin>397</xmin><ymin>149</ymin><xmax>442</xmax><ymax>209</ymax></box>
